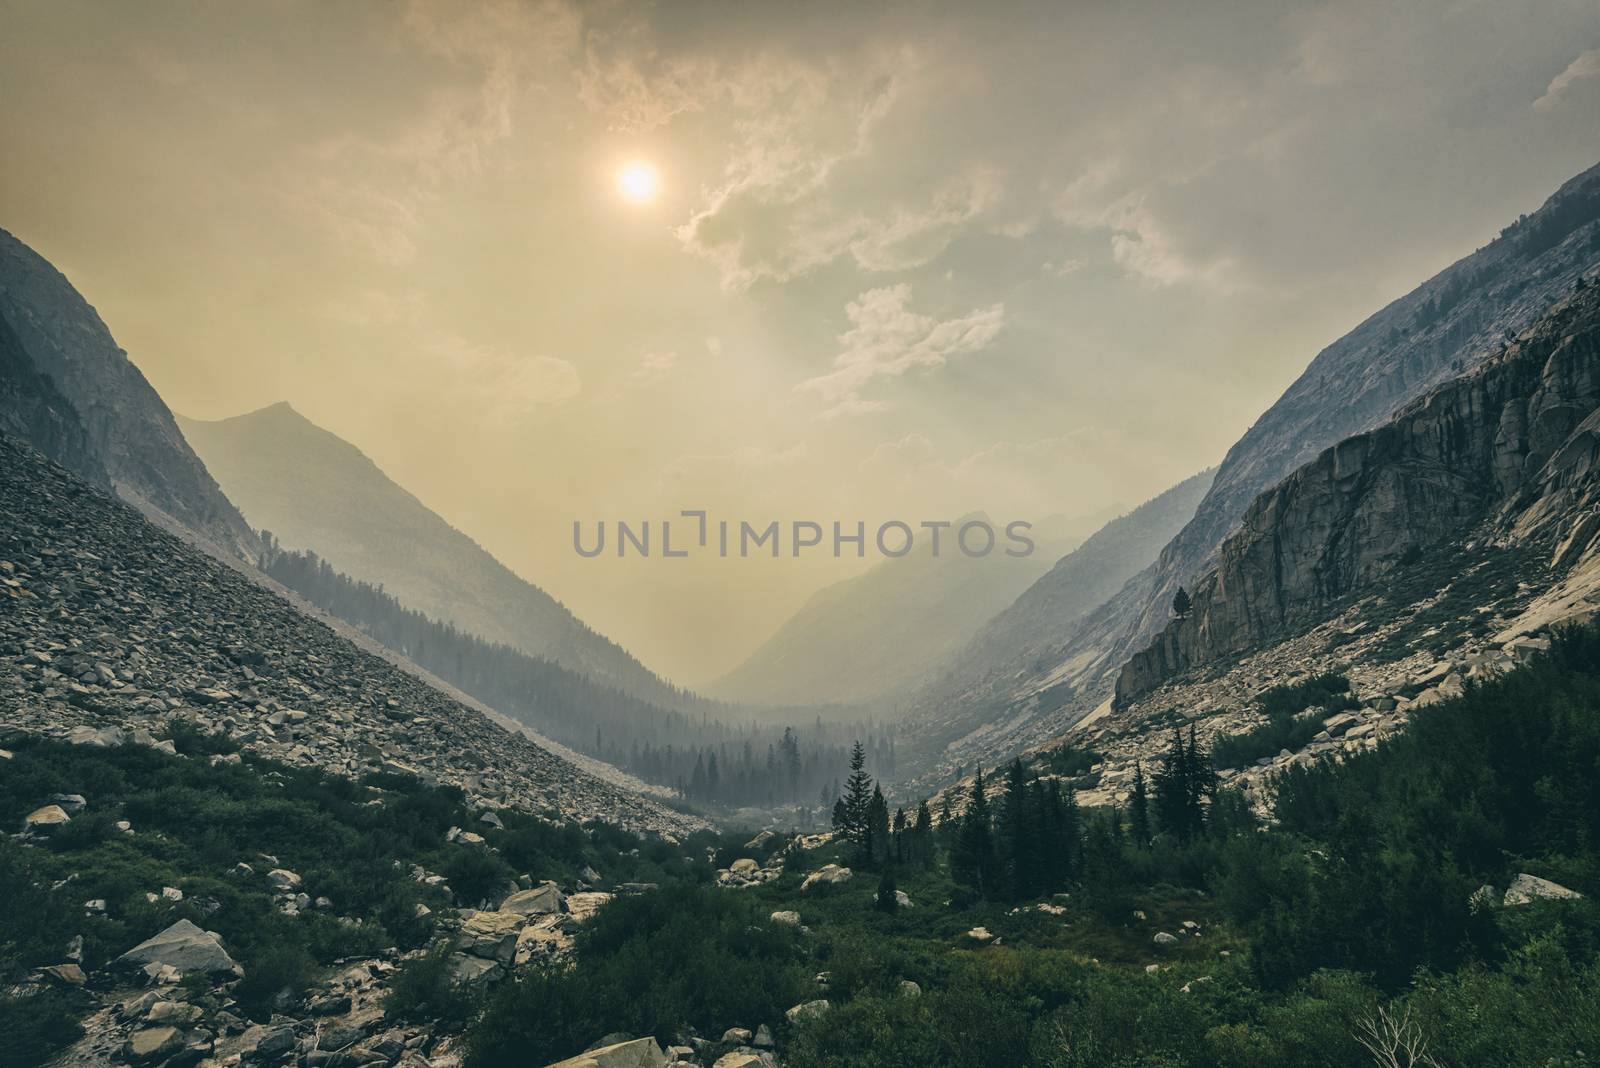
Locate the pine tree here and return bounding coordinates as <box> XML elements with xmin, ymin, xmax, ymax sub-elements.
<box><xmin>913</xmin><ymin>800</ymin><xmax>933</xmax><ymax>867</ymax></box>
<box><xmin>865</xmin><ymin>784</ymin><xmax>891</xmax><ymax>867</ymax></box>
<box><xmin>876</xmin><ymin>869</ymin><xmax>899</xmax><ymax>913</ymax></box>
<box><xmin>1129</xmin><ymin>761</ymin><xmax>1152</xmax><ymax>846</ymax></box>
<box><xmin>1173</xmin><ymin>586</ymin><xmax>1192</xmax><ymax>618</ymax></box>
<box><xmin>999</xmin><ymin>759</ymin><xmax>1036</xmax><ymax>900</ymax></box>
<box><xmin>840</xmin><ymin>741</ymin><xmax>874</xmax><ymax>843</ymax></box>
<box><xmin>951</xmin><ymin>770</ymin><xmax>998</xmax><ymax>897</ymax></box>
<box><xmin>892</xmin><ymin>807</ymin><xmax>908</xmax><ymax>864</ymax></box>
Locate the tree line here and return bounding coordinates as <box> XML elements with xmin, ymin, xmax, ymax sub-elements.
<box><xmin>259</xmin><ymin>544</ymin><xmax>894</xmax><ymax>807</ymax></box>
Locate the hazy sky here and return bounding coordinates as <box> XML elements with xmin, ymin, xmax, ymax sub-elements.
<box><xmin>2</xmin><ymin>0</ymin><xmax>1598</xmax><ymax>684</ymax></box>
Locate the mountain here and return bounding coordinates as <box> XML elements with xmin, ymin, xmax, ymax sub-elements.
<box><xmin>894</xmin><ymin>159</ymin><xmax>1600</xmax><ymax>785</ymax></box>
<box><xmin>1105</xmin><ymin>159</ymin><xmax>1600</xmax><ymax>685</ymax></box>
<box><xmin>706</xmin><ymin>510</ymin><xmax>1116</xmax><ymax>707</ymax></box>
<box><xmin>1119</xmin><ymin>282</ymin><xmax>1600</xmax><ymax>701</ymax></box>
<box><xmin>894</xmin><ymin>470</ymin><xmax>1213</xmax><ymax>769</ymax></box>
<box><xmin>0</xmin><ymin>307</ymin><xmax>103</xmax><ymax>486</ymax></box>
<box><xmin>0</xmin><ymin>227</ymin><xmax>259</xmax><ymax>558</ymax></box>
<box><xmin>0</xmin><ymin>425</ymin><xmax>699</xmax><ymax>836</ymax></box>
<box><xmin>178</xmin><ymin>402</ymin><xmax>689</xmax><ymax>706</ymax></box>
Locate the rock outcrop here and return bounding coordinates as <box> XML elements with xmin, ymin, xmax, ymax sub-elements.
<box><xmin>113</xmin><ymin>919</ymin><xmax>242</xmax><ymax>979</ymax></box>
<box><xmin>1119</xmin><ymin>284</ymin><xmax>1600</xmax><ymax>700</ymax></box>
<box><xmin>0</xmin><ymin>227</ymin><xmax>259</xmax><ymax>559</ymax></box>
<box><xmin>895</xmin><ymin>159</ymin><xmax>1600</xmax><ymax>786</ymax></box>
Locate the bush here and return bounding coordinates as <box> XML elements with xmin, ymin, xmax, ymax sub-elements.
<box><xmin>468</xmin><ymin>885</ymin><xmax>809</xmax><ymax>1066</ymax></box>
<box><xmin>386</xmin><ymin>941</ymin><xmax>479</xmax><ymax>1030</ymax></box>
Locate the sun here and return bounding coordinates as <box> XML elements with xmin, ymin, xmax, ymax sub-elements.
<box><xmin>616</xmin><ymin>161</ymin><xmax>661</xmax><ymax>204</ymax></box>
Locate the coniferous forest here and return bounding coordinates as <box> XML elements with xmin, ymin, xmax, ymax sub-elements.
<box><xmin>462</xmin><ymin>624</ymin><xmax>1600</xmax><ymax>1067</ymax></box>
<box><xmin>260</xmin><ymin>545</ymin><xmax>896</xmax><ymax>811</ymax></box>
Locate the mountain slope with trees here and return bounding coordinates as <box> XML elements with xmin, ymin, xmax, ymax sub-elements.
<box><xmin>180</xmin><ymin>402</ymin><xmax>689</xmax><ymax>706</ymax></box>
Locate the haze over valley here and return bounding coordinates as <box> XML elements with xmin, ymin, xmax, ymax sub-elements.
<box><xmin>4</xmin><ymin>4</ymin><xmax>1600</xmax><ymax>1067</ymax></box>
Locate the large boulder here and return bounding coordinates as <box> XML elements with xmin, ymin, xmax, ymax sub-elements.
<box><xmin>785</xmin><ymin>999</ymin><xmax>830</xmax><ymax>1024</ymax></box>
<box><xmin>712</xmin><ymin>1054</ymin><xmax>766</xmax><ymax>1068</ymax></box>
<box><xmin>566</xmin><ymin>891</ymin><xmax>614</xmax><ymax>924</ymax></box>
<box><xmin>501</xmin><ymin>881</ymin><xmax>566</xmax><ymax>916</ymax></box>
<box><xmin>68</xmin><ymin>725</ymin><xmax>127</xmax><ymax>748</ymax></box>
<box><xmin>266</xmin><ymin>869</ymin><xmax>302</xmax><ymax>892</ymax></box>
<box><xmin>115</xmin><ymin>919</ymin><xmax>242</xmax><ymax>978</ymax></box>
<box><xmin>544</xmin><ymin>1037</ymin><xmax>669</xmax><ymax>1068</ymax></box>
<box><xmin>800</xmin><ymin>864</ymin><xmax>852</xmax><ymax>891</ymax></box>
<box><xmin>1503</xmin><ymin>873</ymin><xmax>1584</xmax><ymax>906</ymax></box>
<box><xmin>23</xmin><ymin>804</ymin><xmax>71</xmax><ymax>831</ymax></box>
<box><xmin>123</xmin><ymin>1026</ymin><xmax>184</xmax><ymax>1063</ymax></box>
<box><xmin>458</xmin><ymin>910</ymin><xmax>525</xmax><ymax>962</ymax></box>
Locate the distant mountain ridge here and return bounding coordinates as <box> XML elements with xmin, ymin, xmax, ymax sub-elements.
<box><xmin>895</xmin><ymin>469</ymin><xmax>1214</xmax><ymax>769</ymax></box>
<box><xmin>707</xmin><ymin>509</ymin><xmax>1116</xmax><ymax>707</ymax></box>
<box><xmin>179</xmin><ymin>402</ymin><xmax>693</xmax><ymax>707</ymax></box>
<box><xmin>0</xmin><ymin>227</ymin><xmax>260</xmax><ymax>558</ymax></box>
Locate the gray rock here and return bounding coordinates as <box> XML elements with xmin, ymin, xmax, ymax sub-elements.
<box><xmin>545</xmin><ymin>1037</ymin><xmax>669</xmax><ymax>1067</ymax></box>
<box><xmin>123</xmin><ymin>1026</ymin><xmax>184</xmax><ymax>1062</ymax></box>
<box><xmin>115</xmin><ymin>918</ymin><xmax>243</xmax><ymax>978</ymax></box>
<box><xmin>799</xmin><ymin>864</ymin><xmax>852</xmax><ymax>891</ymax></box>
<box><xmin>23</xmin><ymin>804</ymin><xmax>71</xmax><ymax>831</ymax></box>
<box><xmin>785</xmin><ymin>1000</ymin><xmax>830</xmax><ymax>1024</ymax></box>
<box><xmin>501</xmin><ymin>881</ymin><xmax>565</xmax><ymax>916</ymax></box>
<box><xmin>1503</xmin><ymin>873</ymin><xmax>1584</xmax><ymax>906</ymax></box>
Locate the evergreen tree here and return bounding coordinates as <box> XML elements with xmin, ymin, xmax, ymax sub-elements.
<box><xmin>913</xmin><ymin>800</ymin><xmax>933</xmax><ymax>867</ymax></box>
<box><xmin>999</xmin><ymin>759</ymin><xmax>1037</xmax><ymax>900</ymax></box>
<box><xmin>865</xmin><ymin>784</ymin><xmax>891</xmax><ymax>867</ymax></box>
<box><xmin>840</xmin><ymin>741</ymin><xmax>874</xmax><ymax>843</ymax></box>
<box><xmin>951</xmin><ymin>770</ymin><xmax>998</xmax><ymax>897</ymax></box>
<box><xmin>1172</xmin><ymin>586</ymin><xmax>1192</xmax><ymax>618</ymax></box>
<box><xmin>892</xmin><ymin>807</ymin><xmax>908</xmax><ymax>864</ymax></box>
<box><xmin>1129</xmin><ymin>761</ymin><xmax>1152</xmax><ymax>846</ymax></box>
<box><xmin>875</xmin><ymin>869</ymin><xmax>899</xmax><ymax>913</ymax></box>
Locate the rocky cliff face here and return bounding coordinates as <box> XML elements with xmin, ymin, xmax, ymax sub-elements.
<box><xmin>0</xmin><ymin>227</ymin><xmax>259</xmax><ymax>559</ymax></box>
<box><xmin>1107</xmin><ymin>162</ymin><xmax>1600</xmax><ymax>680</ymax></box>
<box><xmin>894</xmin><ymin>160</ymin><xmax>1600</xmax><ymax>789</ymax></box>
<box><xmin>0</xmin><ymin>428</ymin><xmax>700</xmax><ymax>837</ymax></box>
<box><xmin>1119</xmin><ymin>283</ymin><xmax>1600</xmax><ymax>701</ymax></box>
<box><xmin>0</xmin><ymin>308</ymin><xmax>104</xmax><ymax>487</ymax></box>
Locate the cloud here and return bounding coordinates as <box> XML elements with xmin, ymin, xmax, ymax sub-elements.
<box><xmin>799</xmin><ymin>284</ymin><xmax>1004</xmax><ymax>418</ymax></box>
<box><xmin>281</xmin><ymin>0</ymin><xmax>581</xmax><ymax>263</ymax></box>
<box><xmin>1536</xmin><ymin>48</ymin><xmax>1600</xmax><ymax>112</ymax></box>
<box><xmin>627</xmin><ymin>350</ymin><xmax>679</xmax><ymax>387</ymax></box>
<box><xmin>427</xmin><ymin>332</ymin><xmax>581</xmax><ymax>419</ymax></box>
<box><xmin>664</xmin><ymin>441</ymin><xmax>809</xmax><ymax>481</ymax></box>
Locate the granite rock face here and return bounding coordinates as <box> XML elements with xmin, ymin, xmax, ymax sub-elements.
<box><xmin>0</xmin><ymin>226</ymin><xmax>259</xmax><ymax>559</ymax></box>
<box><xmin>894</xmin><ymin>161</ymin><xmax>1600</xmax><ymax>788</ymax></box>
<box><xmin>0</xmin><ymin>428</ymin><xmax>700</xmax><ymax>837</ymax></box>
<box><xmin>0</xmin><ymin>307</ymin><xmax>105</xmax><ymax>488</ymax></box>
<box><xmin>1114</xmin><ymin>163</ymin><xmax>1600</xmax><ymax>679</ymax></box>
<box><xmin>1119</xmin><ymin>284</ymin><xmax>1600</xmax><ymax>700</ymax></box>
